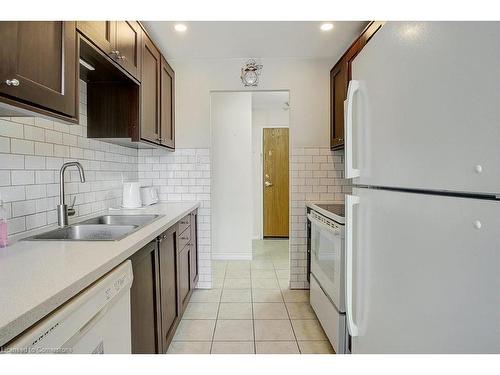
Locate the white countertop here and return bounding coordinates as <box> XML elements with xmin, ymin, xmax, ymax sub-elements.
<box><xmin>0</xmin><ymin>201</ymin><xmax>200</xmax><ymax>347</ymax></box>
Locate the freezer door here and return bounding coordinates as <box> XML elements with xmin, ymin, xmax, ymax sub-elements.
<box><xmin>348</xmin><ymin>22</ymin><xmax>500</xmax><ymax>195</ymax></box>
<box><xmin>348</xmin><ymin>188</ymin><xmax>500</xmax><ymax>353</ymax></box>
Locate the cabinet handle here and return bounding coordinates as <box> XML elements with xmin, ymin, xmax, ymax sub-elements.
<box><xmin>5</xmin><ymin>79</ymin><xmax>20</xmax><ymax>87</ymax></box>
<box><xmin>180</xmin><ymin>236</ymin><xmax>189</xmax><ymax>240</ymax></box>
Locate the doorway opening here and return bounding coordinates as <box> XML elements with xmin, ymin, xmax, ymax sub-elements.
<box><xmin>210</xmin><ymin>90</ymin><xmax>290</xmax><ymax>283</ymax></box>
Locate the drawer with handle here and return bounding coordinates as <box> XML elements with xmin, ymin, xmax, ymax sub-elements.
<box><xmin>178</xmin><ymin>215</ymin><xmax>191</xmax><ymax>235</ymax></box>
<box><xmin>178</xmin><ymin>227</ymin><xmax>191</xmax><ymax>252</ymax></box>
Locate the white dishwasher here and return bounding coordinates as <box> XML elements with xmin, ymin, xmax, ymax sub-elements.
<box><xmin>5</xmin><ymin>261</ymin><xmax>133</xmax><ymax>354</ymax></box>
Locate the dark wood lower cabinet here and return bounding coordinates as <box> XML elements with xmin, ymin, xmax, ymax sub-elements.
<box><xmin>129</xmin><ymin>240</ymin><xmax>161</xmax><ymax>354</ymax></box>
<box><xmin>158</xmin><ymin>225</ymin><xmax>179</xmax><ymax>351</ymax></box>
<box><xmin>190</xmin><ymin>211</ymin><xmax>199</xmax><ymax>287</ymax></box>
<box><xmin>128</xmin><ymin>210</ymin><xmax>198</xmax><ymax>353</ymax></box>
<box><xmin>178</xmin><ymin>245</ymin><xmax>191</xmax><ymax>314</ymax></box>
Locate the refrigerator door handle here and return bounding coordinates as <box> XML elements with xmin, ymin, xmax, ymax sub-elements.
<box><xmin>345</xmin><ymin>194</ymin><xmax>360</xmax><ymax>336</ymax></box>
<box><xmin>345</xmin><ymin>80</ymin><xmax>361</xmax><ymax>178</ymax></box>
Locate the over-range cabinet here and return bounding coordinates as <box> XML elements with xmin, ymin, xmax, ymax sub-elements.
<box><xmin>329</xmin><ymin>21</ymin><xmax>383</xmax><ymax>150</ymax></box>
<box><xmin>129</xmin><ymin>210</ymin><xmax>198</xmax><ymax>353</ymax></box>
<box><xmin>0</xmin><ymin>21</ymin><xmax>175</xmax><ymax>150</ymax></box>
<box><xmin>79</xmin><ymin>21</ymin><xmax>175</xmax><ymax>150</ymax></box>
<box><xmin>345</xmin><ymin>22</ymin><xmax>500</xmax><ymax>353</ymax></box>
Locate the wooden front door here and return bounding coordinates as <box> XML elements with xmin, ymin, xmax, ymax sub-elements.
<box><xmin>263</xmin><ymin>128</ymin><xmax>289</xmax><ymax>237</ymax></box>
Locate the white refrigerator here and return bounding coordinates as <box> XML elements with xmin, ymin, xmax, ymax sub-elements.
<box><xmin>345</xmin><ymin>22</ymin><xmax>500</xmax><ymax>353</ymax></box>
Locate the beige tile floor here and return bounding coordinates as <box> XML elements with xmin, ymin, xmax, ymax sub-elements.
<box><xmin>168</xmin><ymin>239</ymin><xmax>334</xmax><ymax>354</ymax></box>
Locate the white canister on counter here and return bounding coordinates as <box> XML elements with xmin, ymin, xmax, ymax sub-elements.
<box><xmin>140</xmin><ymin>186</ymin><xmax>159</xmax><ymax>206</ymax></box>
<box><xmin>122</xmin><ymin>182</ymin><xmax>142</xmax><ymax>208</ymax></box>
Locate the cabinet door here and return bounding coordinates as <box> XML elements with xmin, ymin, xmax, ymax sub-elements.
<box><xmin>160</xmin><ymin>56</ymin><xmax>175</xmax><ymax>148</ymax></box>
<box><xmin>76</xmin><ymin>21</ymin><xmax>115</xmax><ymax>55</ymax></box>
<box><xmin>0</xmin><ymin>21</ymin><xmax>78</xmax><ymax>119</ymax></box>
<box><xmin>115</xmin><ymin>21</ymin><xmax>142</xmax><ymax>81</ymax></box>
<box><xmin>158</xmin><ymin>225</ymin><xmax>179</xmax><ymax>351</ymax></box>
<box><xmin>129</xmin><ymin>241</ymin><xmax>161</xmax><ymax>354</ymax></box>
<box><xmin>140</xmin><ymin>34</ymin><xmax>161</xmax><ymax>144</ymax></box>
<box><xmin>330</xmin><ymin>21</ymin><xmax>383</xmax><ymax>151</ymax></box>
<box><xmin>330</xmin><ymin>62</ymin><xmax>347</xmax><ymax>150</ymax></box>
<box><xmin>178</xmin><ymin>244</ymin><xmax>191</xmax><ymax>314</ymax></box>
<box><xmin>189</xmin><ymin>212</ymin><xmax>199</xmax><ymax>287</ymax></box>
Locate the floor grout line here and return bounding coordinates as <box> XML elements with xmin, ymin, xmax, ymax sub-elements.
<box><xmin>209</xmin><ymin>262</ymin><xmax>226</xmax><ymax>354</ymax></box>
<box><xmin>277</xmin><ymin>265</ymin><xmax>302</xmax><ymax>354</ymax></box>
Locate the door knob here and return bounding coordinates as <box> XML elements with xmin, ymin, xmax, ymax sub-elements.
<box><xmin>5</xmin><ymin>79</ymin><xmax>20</xmax><ymax>86</ymax></box>
<box><xmin>265</xmin><ymin>181</ymin><xmax>273</xmax><ymax>187</ymax></box>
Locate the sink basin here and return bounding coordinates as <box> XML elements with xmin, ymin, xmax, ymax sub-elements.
<box><xmin>25</xmin><ymin>225</ymin><xmax>138</xmax><ymax>241</ymax></box>
<box><xmin>23</xmin><ymin>214</ymin><xmax>163</xmax><ymax>241</ymax></box>
<box><xmin>78</xmin><ymin>214</ymin><xmax>160</xmax><ymax>226</ymax></box>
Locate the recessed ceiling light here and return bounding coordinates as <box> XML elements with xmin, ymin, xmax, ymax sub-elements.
<box><xmin>320</xmin><ymin>23</ymin><xmax>334</xmax><ymax>31</ymax></box>
<box><xmin>174</xmin><ymin>24</ymin><xmax>187</xmax><ymax>32</ymax></box>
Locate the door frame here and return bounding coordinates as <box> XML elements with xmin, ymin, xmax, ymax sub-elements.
<box><xmin>260</xmin><ymin>125</ymin><xmax>289</xmax><ymax>239</ymax></box>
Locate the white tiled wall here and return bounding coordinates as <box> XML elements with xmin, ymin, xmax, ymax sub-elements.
<box><xmin>289</xmin><ymin>147</ymin><xmax>351</xmax><ymax>289</ymax></box>
<box><xmin>0</xmin><ymin>80</ymin><xmax>138</xmax><ymax>236</ymax></box>
<box><xmin>138</xmin><ymin>148</ymin><xmax>212</xmax><ymax>289</ymax></box>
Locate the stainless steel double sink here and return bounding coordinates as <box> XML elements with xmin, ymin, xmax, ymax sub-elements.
<box><xmin>24</xmin><ymin>214</ymin><xmax>162</xmax><ymax>241</ymax></box>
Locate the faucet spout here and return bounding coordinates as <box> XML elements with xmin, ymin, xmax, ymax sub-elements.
<box><xmin>57</xmin><ymin>162</ymin><xmax>86</xmax><ymax>227</ymax></box>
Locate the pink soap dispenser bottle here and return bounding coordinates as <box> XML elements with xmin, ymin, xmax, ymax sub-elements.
<box><xmin>0</xmin><ymin>193</ymin><xmax>7</xmax><ymax>248</ymax></box>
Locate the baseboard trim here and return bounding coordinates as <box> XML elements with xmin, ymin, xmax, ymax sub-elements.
<box><xmin>212</xmin><ymin>253</ymin><xmax>253</xmax><ymax>260</ymax></box>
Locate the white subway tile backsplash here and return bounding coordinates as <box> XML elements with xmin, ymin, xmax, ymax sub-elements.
<box><xmin>0</xmin><ymin>154</ymin><xmax>24</xmax><ymax>169</ymax></box>
<box><xmin>0</xmin><ymin>137</ymin><xmax>11</xmax><ymax>153</ymax></box>
<box><xmin>11</xmin><ymin>139</ymin><xmax>34</xmax><ymax>155</ymax></box>
<box><xmin>0</xmin><ymin>80</ymin><xmax>138</xmax><ymax>238</ymax></box>
<box><xmin>139</xmin><ymin>148</ymin><xmax>212</xmax><ymax>289</ymax></box>
<box><xmin>0</xmin><ymin>186</ymin><xmax>26</xmax><ymax>202</ymax></box>
<box><xmin>0</xmin><ymin>119</ymin><xmax>24</xmax><ymax>138</ymax></box>
<box><xmin>23</xmin><ymin>125</ymin><xmax>45</xmax><ymax>141</ymax></box>
<box><xmin>11</xmin><ymin>170</ymin><xmax>34</xmax><ymax>185</ymax></box>
<box><xmin>34</xmin><ymin>142</ymin><xmax>53</xmax><ymax>156</ymax></box>
<box><xmin>12</xmin><ymin>200</ymin><xmax>36</xmax><ymax>217</ymax></box>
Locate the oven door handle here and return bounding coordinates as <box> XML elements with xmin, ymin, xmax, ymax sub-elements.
<box><xmin>307</xmin><ymin>214</ymin><xmax>340</xmax><ymax>235</ymax></box>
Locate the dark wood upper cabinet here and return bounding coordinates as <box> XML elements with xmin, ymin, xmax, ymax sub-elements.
<box><xmin>140</xmin><ymin>33</ymin><xmax>161</xmax><ymax>144</ymax></box>
<box><xmin>160</xmin><ymin>56</ymin><xmax>175</xmax><ymax>148</ymax></box>
<box><xmin>115</xmin><ymin>21</ymin><xmax>142</xmax><ymax>81</ymax></box>
<box><xmin>77</xmin><ymin>21</ymin><xmax>141</xmax><ymax>81</ymax></box>
<box><xmin>158</xmin><ymin>225</ymin><xmax>179</xmax><ymax>352</ymax></box>
<box><xmin>129</xmin><ymin>240</ymin><xmax>162</xmax><ymax>354</ymax></box>
<box><xmin>76</xmin><ymin>21</ymin><xmax>115</xmax><ymax>55</ymax></box>
<box><xmin>330</xmin><ymin>21</ymin><xmax>384</xmax><ymax>150</ymax></box>
<box><xmin>0</xmin><ymin>21</ymin><xmax>78</xmax><ymax>121</ymax></box>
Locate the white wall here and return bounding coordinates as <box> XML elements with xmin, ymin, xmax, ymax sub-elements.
<box><xmin>211</xmin><ymin>92</ymin><xmax>253</xmax><ymax>259</ymax></box>
<box><xmin>169</xmin><ymin>58</ymin><xmax>333</xmax><ymax>149</ymax></box>
<box><xmin>251</xmin><ymin>105</ymin><xmax>289</xmax><ymax>239</ymax></box>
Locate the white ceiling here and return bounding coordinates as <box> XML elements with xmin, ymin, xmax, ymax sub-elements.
<box><xmin>142</xmin><ymin>21</ymin><xmax>368</xmax><ymax>59</ymax></box>
<box><xmin>252</xmin><ymin>92</ymin><xmax>289</xmax><ymax>110</ymax></box>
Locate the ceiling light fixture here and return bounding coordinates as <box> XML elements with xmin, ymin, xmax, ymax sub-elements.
<box><xmin>320</xmin><ymin>23</ymin><xmax>334</xmax><ymax>31</ymax></box>
<box><xmin>174</xmin><ymin>24</ymin><xmax>187</xmax><ymax>32</ymax></box>
<box><xmin>241</xmin><ymin>59</ymin><xmax>263</xmax><ymax>87</ymax></box>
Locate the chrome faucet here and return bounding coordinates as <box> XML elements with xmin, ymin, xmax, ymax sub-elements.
<box><xmin>57</xmin><ymin>162</ymin><xmax>86</xmax><ymax>227</ymax></box>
